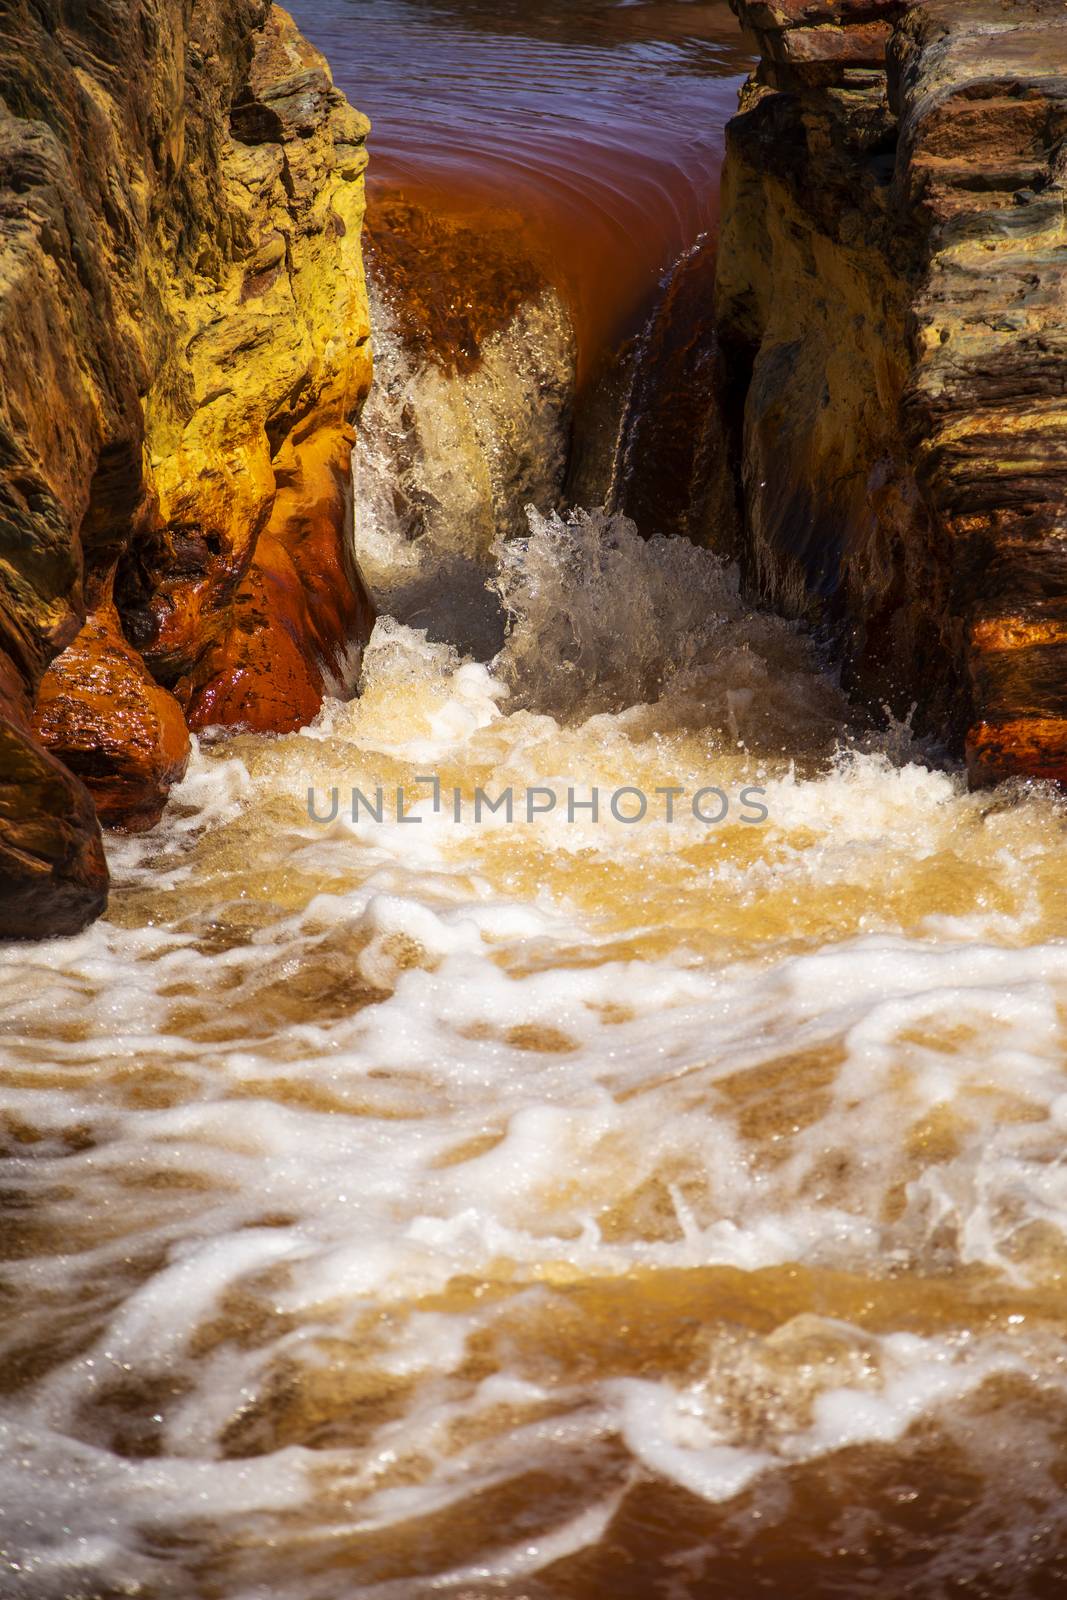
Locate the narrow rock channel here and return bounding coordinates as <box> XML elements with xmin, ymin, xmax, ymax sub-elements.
<box><xmin>2</xmin><ymin>3</ymin><xmax>1067</xmax><ymax>1597</ymax></box>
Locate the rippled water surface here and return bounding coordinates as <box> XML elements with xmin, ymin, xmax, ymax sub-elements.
<box><xmin>4</xmin><ymin>4</ymin><xmax>1067</xmax><ymax>1598</ymax></box>
<box><xmin>289</xmin><ymin>0</ymin><xmax>750</xmax><ymax>360</ymax></box>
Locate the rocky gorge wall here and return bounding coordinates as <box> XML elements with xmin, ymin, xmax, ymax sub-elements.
<box><xmin>719</xmin><ymin>0</ymin><xmax>1067</xmax><ymax>783</ymax></box>
<box><xmin>0</xmin><ymin>0</ymin><xmax>374</xmax><ymax>937</ymax></box>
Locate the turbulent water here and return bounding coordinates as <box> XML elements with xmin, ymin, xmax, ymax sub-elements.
<box><xmin>4</xmin><ymin>500</ymin><xmax>1067</xmax><ymax>1595</ymax></box>
<box><xmin>5</xmin><ymin>4</ymin><xmax>1067</xmax><ymax>1597</ymax></box>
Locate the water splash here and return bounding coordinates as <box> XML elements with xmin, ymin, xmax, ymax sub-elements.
<box><xmin>3</xmin><ymin>500</ymin><xmax>1067</xmax><ymax>1590</ymax></box>
<box><xmin>489</xmin><ymin>506</ymin><xmax>850</xmax><ymax>762</ymax></box>
<box><xmin>353</xmin><ymin>270</ymin><xmax>575</xmax><ymax>660</ymax></box>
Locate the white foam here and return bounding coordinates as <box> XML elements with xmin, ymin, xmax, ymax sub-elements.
<box><xmin>3</xmin><ymin>507</ymin><xmax>1067</xmax><ymax>1591</ymax></box>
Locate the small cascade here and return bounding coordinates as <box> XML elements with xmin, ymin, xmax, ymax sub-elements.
<box><xmin>353</xmin><ymin>197</ymin><xmax>577</xmax><ymax>658</ymax></box>
<box><xmin>355</xmin><ymin>221</ymin><xmax>741</xmax><ymax>666</ymax></box>
<box><xmin>605</xmin><ymin>235</ymin><xmax>737</xmax><ymax>551</ymax></box>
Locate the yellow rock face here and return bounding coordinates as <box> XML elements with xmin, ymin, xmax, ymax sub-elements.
<box><xmin>0</xmin><ymin>1</ymin><xmax>376</xmax><ymax>928</ymax></box>
<box><xmin>133</xmin><ymin>5</ymin><xmax>376</xmax><ymax>727</ymax></box>
<box><xmin>716</xmin><ymin>136</ymin><xmax>948</xmax><ymax>726</ymax></box>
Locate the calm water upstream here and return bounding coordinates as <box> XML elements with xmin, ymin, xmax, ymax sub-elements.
<box><xmin>3</xmin><ymin>4</ymin><xmax>1067</xmax><ymax>1598</ymax></box>
<box><xmin>290</xmin><ymin>0</ymin><xmax>749</xmax><ymax>363</ymax></box>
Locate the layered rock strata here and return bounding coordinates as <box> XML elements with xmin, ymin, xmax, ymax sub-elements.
<box><xmin>0</xmin><ymin>1</ymin><xmax>373</xmax><ymax>934</ymax></box>
<box><xmin>719</xmin><ymin>0</ymin><xmax>1067</xmax><ymax>782</ymax></box>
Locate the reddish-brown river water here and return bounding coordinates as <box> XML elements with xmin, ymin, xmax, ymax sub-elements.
<box><xmin>3</xmin><ymin>5</ymin><xmax>1067</xmax><ymax>1598</ymax></box>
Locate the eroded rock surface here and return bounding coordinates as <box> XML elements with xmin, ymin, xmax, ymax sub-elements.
<box><xmin>720</xmin><ymin>0</ymin><xmax>1067</xmax><ymax>782</ymax></box>
<box><xmin>0</xmin><ymin>719</ymin><xmax>108</xmax><ymax>941</ymax></box>
<box><xmin>0</xmin><ymin>1</ymin><xmax>374</xmax><ymax>933</ymax></box>
<box><xmin>32</xmin><ymin>598</ymin><xmax>190</xmax><ymax>834</ymax></box>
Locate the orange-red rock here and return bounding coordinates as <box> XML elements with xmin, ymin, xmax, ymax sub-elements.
<box><xmin>180</xmin><ymin>425</ymin><xmax>375</xmax><ymax>732</ymax></box>
<box><xmin>0</xmin><ymin>0</ymin><xmax>375</xmax><ymax>931</ymax></box>
<box><xmin>124</xmin><ymin>6</ymin><xmax>376</xmax><ymax>726</ymax></box>
<box><xmin>967</xmin><ymin>719</ymin><xmax>1067</xmax><ymax>790</ymax></box>
<box><xmin>33</xmin><ymin>603</ymin><xmax>189</xmax><ymax>832</ymax></box>
<box><xmin>731</xmin><ymin>0</ymin><xmax>907</xmax><ymax>84</ymax></box>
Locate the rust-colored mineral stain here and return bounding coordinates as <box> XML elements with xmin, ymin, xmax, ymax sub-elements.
<box><xmin>967</xmin><ymin>716</ymin><xmax>1067</xmax><ymax>788</ymax></box>
<box><xmin>971</xmin><ymin>616</ymin><xmax>1067</xmax><ymax>653</ymax></box>
<box><xmin>179</xmin><ymin>429</ymin><xmax>375</xmax><ymax>735</ymax></box>
<box><xmin>33</xmin><ymin>600</ymin><xmax>190</xmax><ymax>832</ymax></box>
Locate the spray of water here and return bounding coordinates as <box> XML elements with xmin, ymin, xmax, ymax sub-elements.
<box><xmin>4</xmin><ymin>270</ymin><xmax>1067</xmax><ymax>1600</ymax></box>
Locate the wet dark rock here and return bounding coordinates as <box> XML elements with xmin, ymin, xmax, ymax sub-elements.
<box><xmin>0</xmin><ymin>717</ymin><xmax>108</xmax><ymax>940</ymax></box>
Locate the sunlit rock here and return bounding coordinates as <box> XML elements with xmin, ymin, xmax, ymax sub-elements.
<box><xmin>721</xmin><ymin>0</ymin><xmax>1067</xmax><ymax>783</ymax></box>
<box><xmin>32</xmin><ymin>598</ymin><xmax>189</xmax><ymax>832</ymax></box>
<box><xmin>0</xmin><ymin>0</ymin><xmax>375</xmax><ymax>932</ymax></box>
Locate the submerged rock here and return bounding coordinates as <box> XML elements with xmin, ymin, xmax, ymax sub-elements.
<box><xmin>720</xmin><ymin>0</ymin><xmax>1067</xmax><ymax>783</ymax></box>
<box><xmin>0</xmin><ymin>1</ymin><xmax>375</xmax><ymax>932</ymax></box>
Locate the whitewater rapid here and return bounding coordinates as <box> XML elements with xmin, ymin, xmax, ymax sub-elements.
<box><xmin>2</xmin><ymin>498</ymin><xmax>1067</xmax><ymax>1596</ymax></box>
